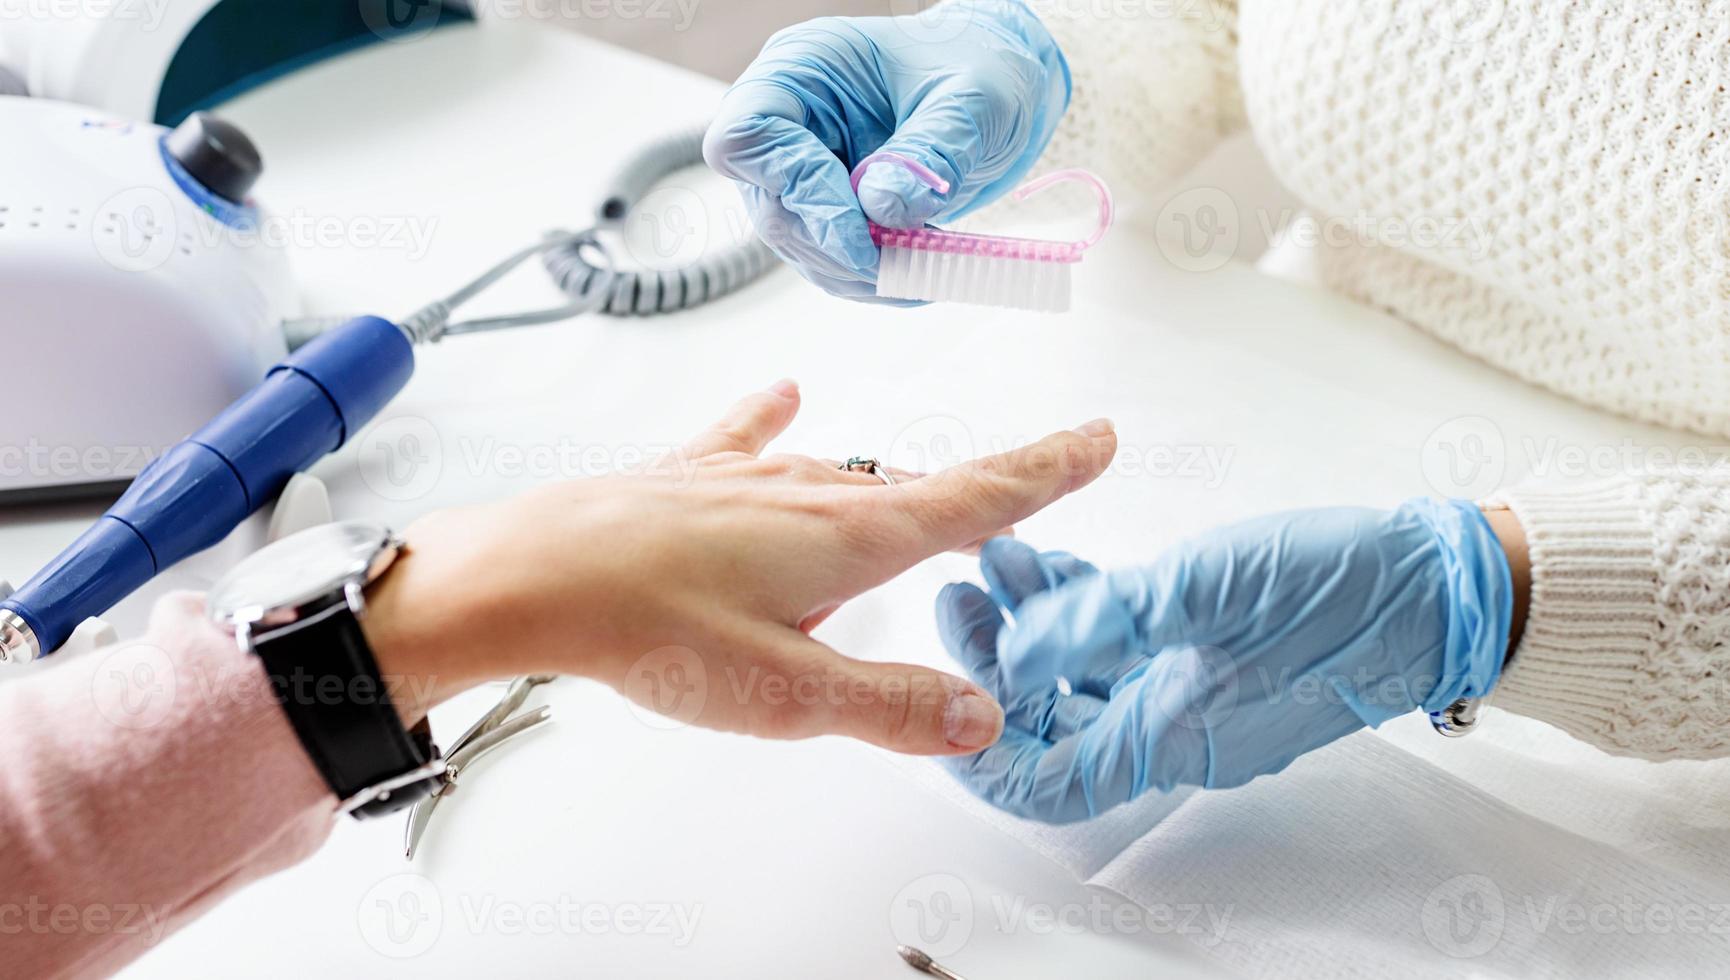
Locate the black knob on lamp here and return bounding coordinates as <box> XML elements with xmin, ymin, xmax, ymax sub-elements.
<box><xmin>164</xmin><ymin>111</ymin><xmax>263</xmax><ymax>204</ymax></box>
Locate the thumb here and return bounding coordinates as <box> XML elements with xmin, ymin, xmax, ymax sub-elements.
<box><xmin>855</xmin><ymin>89</ymin><xmax>998</xmax><ymax>229</ymax></box>
<box><xmin>751</xmin><ymin>628</ymin><xmax>1005</xmax><ymax>756</ymax></box>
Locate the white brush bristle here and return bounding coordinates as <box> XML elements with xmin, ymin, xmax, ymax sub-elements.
<box><xmin>876</xmin><ymin>246</ymin><xmax>1073</xmax><ymax>313</ymax></box>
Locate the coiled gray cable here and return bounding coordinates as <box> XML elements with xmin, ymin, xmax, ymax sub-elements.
<box><xmin>541</xmin><ymin>126</ymin><xmax>779</xmax><ymax>316</ymax></box>
<box><xmin>284</xmin><ymin>124</ymin><xmax>780</xmax><ymax>349</ymax></box>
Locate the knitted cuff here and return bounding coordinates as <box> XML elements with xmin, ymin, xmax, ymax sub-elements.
<box><xmin>1480</xmin><ymin>481</ymin><xmax>1661</xmax><ymax>746</ymax></box>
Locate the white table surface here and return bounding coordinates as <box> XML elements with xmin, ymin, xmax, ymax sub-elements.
<box><xmin>1</xmin><ymin>18</ymin><xmax>1708</xmax><ymax>980</ymax></box>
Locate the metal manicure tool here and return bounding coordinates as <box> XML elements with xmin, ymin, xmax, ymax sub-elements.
<box><xmin>404</xmin><ymin>674</ymin><xmax>558</xmax><ymax>860</ymax></box>
<box><xmin>898</xmin><ymin>945</ymin><xmax>971</xmax><ymax>980</ymax></box>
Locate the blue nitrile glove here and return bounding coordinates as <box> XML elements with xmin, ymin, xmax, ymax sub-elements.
<box><xmin>703</xmin><ymin>1</ymin><xmax>1070</xmax><ymax>301</ymax></box>
<box><xmin>935</xmin><ymin>501</ymin><xmax>1513</xmax><ymax>824</ymax></box>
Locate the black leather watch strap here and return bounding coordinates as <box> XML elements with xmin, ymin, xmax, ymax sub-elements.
<box><xmin>253</xmin><ymin>598</ymin><xmax>441</xmax><ymax>819</ymax></box>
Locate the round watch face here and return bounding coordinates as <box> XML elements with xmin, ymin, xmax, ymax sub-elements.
<box><xmin>208</xmin><ymin>521</ymin><xmax>399</xmax><ymax>628</ymax></box>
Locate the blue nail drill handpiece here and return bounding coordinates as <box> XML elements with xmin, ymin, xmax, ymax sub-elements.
<box><xmin>0</xmin><ymin>316</ymin><xmax>414</xmax><ymax>662</ymax></box>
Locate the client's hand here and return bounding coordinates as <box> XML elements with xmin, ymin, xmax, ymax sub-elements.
<box><xmin>935</xmin><ymin>502</ymin><xmax>1519</xmax><ymax>822</ymax></box>
<box><xmin>367</xmin><ymin>381</ymin><xmax>1118</xmax><ymax>756</ymax></box>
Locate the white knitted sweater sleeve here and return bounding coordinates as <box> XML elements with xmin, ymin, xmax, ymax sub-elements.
<box><xmin>1030</xmin><ymin>0</ymin><xmax>1730</xmax><ymax>761</ymax></box>
<box><xmin>1484</xmin><ymin>466</ymin><xmax>1730</xmax><ymax>760</ymax></box>
<box><xmin>1020</xmin><ymin>0</ymin><xmax>1245</xmax><ymax>200</ymax></box>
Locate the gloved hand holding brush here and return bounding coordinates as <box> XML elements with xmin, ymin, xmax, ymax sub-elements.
<box><xmin>703</xmin><ymin>0</ymin><xmax>1069</xmax><ymax>300</ymax></box>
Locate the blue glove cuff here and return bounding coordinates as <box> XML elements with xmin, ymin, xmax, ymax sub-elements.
<box><xmin>1400</xmin><ymin>497</ymin><xmax>1515</xmax><ymax>713</ymax></box>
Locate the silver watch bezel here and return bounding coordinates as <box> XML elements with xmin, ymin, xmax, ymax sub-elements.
<box><xmin>208</xmin><ymin>520</ymin><xmax>405</xmax><ymax>650</ymax></box>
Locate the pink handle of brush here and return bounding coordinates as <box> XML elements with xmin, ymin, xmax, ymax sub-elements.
<box><xmin>847</xmin><ymin>154</ymin><xmax>1113</xmax><ymax>253</ymax></box>
<box><xmin>1011</xmin><ymin>169</ymin><xmax>1115</xmax><ymax>249</ymax></box>
<box><xmin>848</xmin><ymin>151</ymin><xmax>951</xmax><ymax>195</ymax></box>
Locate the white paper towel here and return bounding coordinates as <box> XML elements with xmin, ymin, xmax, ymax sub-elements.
<box><xmin>898</xmin><ymin>710</ymin><xmax>1730</xmax><ymax>978</ymax></box>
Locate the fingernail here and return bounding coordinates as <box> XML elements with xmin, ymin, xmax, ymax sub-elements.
<box><xmin>1075</xmin><ymin>418</ymin><xmax>1114</xmax><ymax>438</ymax></box>
<box><xmin>769</xmin><ymin>378</ymin><xmax>799</xmax><ymax>397</ymax></box>
<box><xmin>944</xmin><ymin>692</ymin><xmax>1004</xmax><ymax>749</ymax></box>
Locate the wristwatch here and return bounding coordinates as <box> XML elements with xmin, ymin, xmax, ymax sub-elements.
<box><xmin>1430</xmin><ymin>696</ymin><xmax>1483</xmax><ymax>737</ymax></box>
<box><xmin>208</xmin><ymin>520</ymin><xmax>445</xmax><ymax>818</ymax></box>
